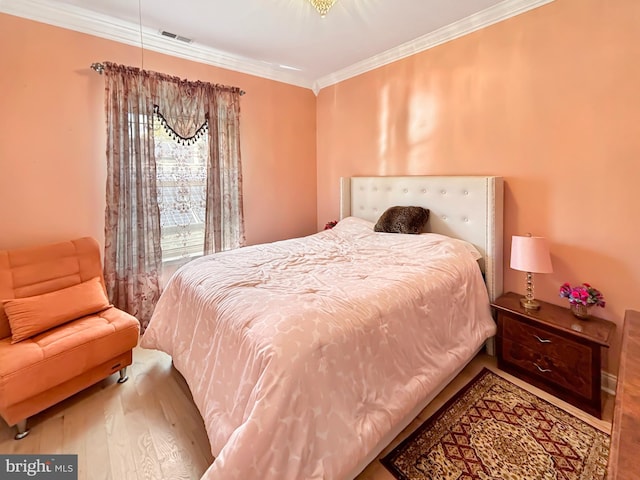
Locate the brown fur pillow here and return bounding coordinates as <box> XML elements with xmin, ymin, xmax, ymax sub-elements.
<box><xmin>374</xmin><ymin>206</ymin><xmax>430</xmax><ymax>234</ymax></box>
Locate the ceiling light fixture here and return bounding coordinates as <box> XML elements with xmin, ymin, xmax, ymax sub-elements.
<box><xmin>308</xmin><ymin>0</ymin><xmax>337</xmax><ymax>17</ymax></box>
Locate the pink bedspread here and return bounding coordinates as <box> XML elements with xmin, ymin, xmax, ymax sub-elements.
<box><xmin>141</xmin><ymin>217</ymin><xmax>496</xmax><ymax>479</ymax></box>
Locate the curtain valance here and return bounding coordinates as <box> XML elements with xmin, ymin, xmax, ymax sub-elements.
<box><xmin>103</xmin><ymin>62</ymin><xmax>242</xmax><ymax>145</ymax></box>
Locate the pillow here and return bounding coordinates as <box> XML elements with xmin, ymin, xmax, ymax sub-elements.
<box><xmin>2</xmin><ymin>277</ymin><xmax>111</xmax><ymax>343</ymax></box>
<box><xmin>374</xmin><ymin>206</ymin><xmax>430</xmax><ymax>234</ymax></box>
<box><xmin>332</xmin><ymin>216</ymin><xmax>375</xmax><ymax>231</ymax></box>
<box><xmin>420</xmin><ymin>233</ymin><xmax>483</xmax><ymax>261</ymax></box>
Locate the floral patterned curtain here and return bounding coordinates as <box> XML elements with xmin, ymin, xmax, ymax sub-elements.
<box><xmin>151</xmin><ymin>72</ymin><xmax>245</xmax><ymax>254</ymax></box>
<box><xmin>203</xmin><ymin>88</ymin><xmax>245</xmax><ymax>253</ymax></box>
<box><xmin>102</xmin><ymin>62</ymin><xmax>245</xmax><ymax>330</ymax></box>
<box><xmin>103</xmin><ymin>63</ymin><xmax>162</xmax><ymax>331</ymax></box>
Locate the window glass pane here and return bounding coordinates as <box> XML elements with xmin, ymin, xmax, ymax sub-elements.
<box><xmin>153</xmin><ymin>119</ymin><xmax>208</xmax><ymax>261</ymax></box>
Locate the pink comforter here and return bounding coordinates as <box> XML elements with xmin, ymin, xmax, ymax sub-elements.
<box><xmin>141</xmin><ymin>217</ymin><xmax>496</xmax><ymax>479</ymax></box>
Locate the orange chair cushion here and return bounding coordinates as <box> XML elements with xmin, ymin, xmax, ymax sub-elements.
<box><xmin>3</xmin><ymin>277</ymin><xmax>111</xmax><ymax>343</ymax></box>
<box><xmin>0</xmin><ymin>306</ymin><xmax>139</xmax><ymax>409</ymax></box>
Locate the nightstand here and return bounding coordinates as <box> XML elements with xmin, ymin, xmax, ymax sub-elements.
<box><xmin>492</xmin><ymin>292</ymin><xmax>615</xmax><ymax>419</ymax></box>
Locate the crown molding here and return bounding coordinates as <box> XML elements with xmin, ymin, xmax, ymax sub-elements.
<box><xmin>1</xmin><ymin>0</ymin><xmax>553</xmax><ymax>94</ymax></box>
<box><xmin>313</xmin><ymin>0</ymin><xmax>554</xmax><ymax>92</ymax></box>
<box><xmin>0</xmin><ymin>0</ymin><xmax>314</xmax><ymax>90</ymax></box>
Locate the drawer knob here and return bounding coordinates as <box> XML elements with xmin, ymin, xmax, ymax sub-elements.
<box><xmin>534</xmin><ymin>362</ymin><xmax>552</xmax><ymax>373</ymax></box>
<box><xmin>533</xmin><ymin>334</ymin><xmax>551</xmax><ymax>344</ymax></box>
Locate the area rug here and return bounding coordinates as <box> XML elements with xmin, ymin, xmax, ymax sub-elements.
<box><xmin>381</xmin><ymin>368</ymin><xmax>609</xmax><ymax>480</ymax></box>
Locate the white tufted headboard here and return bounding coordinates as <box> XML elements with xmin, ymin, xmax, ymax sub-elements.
<box><xmin>340</xmin><ymin>176</ymin><xmax>504</xmax><ymax>301</ymax></box>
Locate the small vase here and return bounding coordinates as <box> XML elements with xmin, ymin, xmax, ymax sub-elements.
<box><xmin>571</xmin><ymin>303</ymin><xmax>590</xmax><ymax>319</ymax></box>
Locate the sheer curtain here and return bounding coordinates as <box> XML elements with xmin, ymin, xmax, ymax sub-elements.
<box><xmin>154</xmin><ymin>113</ymin><xmax>208</xmax><ymax>261</ymax></box>
<box><xmin>103</xmin><ymin>62</ymin><xmax>245</xmax><ymax>330</ymax></box>
<box><xmin>204</xmin><ymin>89</ymin><xmax>245</xmax><ymax>253</ymax></box>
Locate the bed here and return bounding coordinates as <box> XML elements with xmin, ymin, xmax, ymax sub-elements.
<box><xmin>140</xmin><ymin>175</ymin><xmax>504</xmax><ymax>480</ymax></box>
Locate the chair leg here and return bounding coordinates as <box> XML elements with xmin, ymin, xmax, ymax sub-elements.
<box><xmin>117</xmin><ymin>366</ymin><xmax>129</xmax><ymax>384</ymax></box>
<box><xmin>14</xmin><ymin>419</ymin><xmax>30</xmax><ymax>440</ymax></box>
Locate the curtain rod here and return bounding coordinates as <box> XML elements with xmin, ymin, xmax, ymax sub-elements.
<box><xmin>90</xmin><ymin>63</ymin><xmax>246</xmax><ymax>96</ymax></box>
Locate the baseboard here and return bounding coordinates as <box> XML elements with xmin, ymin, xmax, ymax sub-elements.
<box><xmin>601</xmin><ymin>370</ymin><xmax>617</xmax><ymax>396</ymax></box>
<box><xmin>484</xmin><ymin>337</ymin><xmax>496</xmax><ymax>357</ymax></box>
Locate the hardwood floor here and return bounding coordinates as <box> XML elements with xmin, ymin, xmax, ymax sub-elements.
<box><xmin>0</xmin><ymin>346</ymin><xmax>614</xmax><ymax>479</ymax></box>
<box><xmin>0</xmin><ymin>347</ymin><xmax>212</xmax><ymax>479</ymax></box>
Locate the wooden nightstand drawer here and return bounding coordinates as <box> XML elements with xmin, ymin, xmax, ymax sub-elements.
<box><xmin>501</xmin><ymin>338</ymin><xmax>593</xmax><ymax>398</ymax></box>
<box><xmin>499</xmin><ymin>314</ymin><xmax>594</xmax><ymax>399</ymax></box>
<box><xmin>501</xmin><ymin>314</ymin><xmax>585</xmax><ymax>354</ymax></box>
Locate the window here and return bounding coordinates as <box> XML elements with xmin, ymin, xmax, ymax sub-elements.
<box><xmin>154</xmin><ymin>118</ymin><xmax>209</xmax><ymax>262</ymax></box>
<box><xmin>103</xmin><ymin>62</ymin><xmax>244</xmax><ymax>326</ymax></box>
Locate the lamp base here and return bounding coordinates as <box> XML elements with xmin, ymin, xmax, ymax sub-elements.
<box><xmin>520</xmin><ymin>297</ymin><xmax>541</xmax><ymax>310</ymax></box>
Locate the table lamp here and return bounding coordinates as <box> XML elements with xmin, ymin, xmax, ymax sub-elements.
<box><xmin>510</xmin><ymin>234</ymin><xmax>553</xmax><ymax>310</ymax></box>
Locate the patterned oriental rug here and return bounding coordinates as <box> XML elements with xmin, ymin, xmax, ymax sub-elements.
<box><xmin>381</xmin><ymin>368</ymin><xmax>609</xmax><ymax>480</ymax></box>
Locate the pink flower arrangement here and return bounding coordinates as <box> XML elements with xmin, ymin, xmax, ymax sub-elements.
<box><xmin>559</xmin><ymin>283</ymin><xmax>605</xmax><ymax>308</ymax></box>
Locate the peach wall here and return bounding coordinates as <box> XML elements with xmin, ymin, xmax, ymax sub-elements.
<box><xmin>317</xmin><ymin>0</ymin><xmax>640</xmax><ymax>373</ymax></box>
<box><xmin>0</xmin><ymin>13</ymin><xmax>317</xmax><ymax>252</ymax></box>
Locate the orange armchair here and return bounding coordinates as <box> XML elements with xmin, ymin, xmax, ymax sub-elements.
<box><xmin>0</xmin><ymin>237</ymin><xmax>140</xmax><ymax>439</ymax></box>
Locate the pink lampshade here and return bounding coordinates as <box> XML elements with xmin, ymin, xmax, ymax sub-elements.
<box><xmin>510</xmin><ymin>235</ymin><xmax>553</xmax><ymax>274</ymax></box>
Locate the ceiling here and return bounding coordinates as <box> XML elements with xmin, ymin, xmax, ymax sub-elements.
<box><xmin>1</xmin><ymin>0</ymin><xmax>553</xmax><ymax>92</ymax></box>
